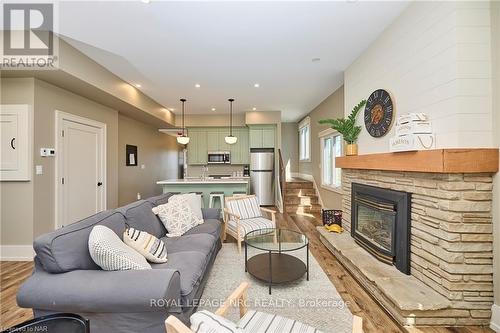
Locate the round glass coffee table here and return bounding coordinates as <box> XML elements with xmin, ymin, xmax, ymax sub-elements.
<box><xmin>244</xmin><ymin>228</ymin><xmax>309</xmax><ymax>294</ymax></box>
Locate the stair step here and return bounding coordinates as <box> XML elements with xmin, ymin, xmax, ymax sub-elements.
<box><xmin>284</xmin><ymin>188</ymin><xmax>316</xmax><ymax>196</ymax></box>
<box><xmin>284</xmin><ymin>196</ymin><xmax>319</xmax><ymax>205</ymax></box>
<box><xmin>286</xmin><ymin>204</ymin><xmax>322</xmax><ymax>214</ymax></box>
<box><xmin>285</xmin><ymin>181</ymin><xmax>314</xmax><ymax>189</ymax></box>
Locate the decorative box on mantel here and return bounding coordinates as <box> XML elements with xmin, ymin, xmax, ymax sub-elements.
<box><xmin>319</xmin><ymin>148</ymin><xmax>499</xmax><ymax>327</ymax></box>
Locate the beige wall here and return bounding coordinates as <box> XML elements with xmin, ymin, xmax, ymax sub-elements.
<box><xmin>180</xmin><ymin>114</ymin><xmax>246</xmax><ymax>127</ymax></box>
<box><xmin>299</xmin><ymin>86</ymin><xmax>344</xmax><ymax>210</ymax></box>
<box><xmin>345</xmin><ymin>1</ymin><xmax>495</xmax><ymax>154</ymax></box>
<box><xmin>33</xmin><ymin>79</ymin><xmax>120</xmax><ymax>238</ymax></box>
<box><xmin>491</xmin><ymin>0</ymin><xmax>500</xmax><ymax>315</ymax></box>
<box><xmin>1</xmin><ymin>78</ymin><xmax>180</xmax><ymax>248</ymax></box>
<box><xmin>280</xmin><ymin>123</ymin><xmax>299</xmax><ymax>175</ymax></box>
<box><xmin>118</xmin><ymin>114</ymin><xmax>180</xmax><ymax>206</ymax></box>
<box><xmin>0</xmin><ymin>78</ymin><xmax>35</xmax><ymax>246</ymax></box>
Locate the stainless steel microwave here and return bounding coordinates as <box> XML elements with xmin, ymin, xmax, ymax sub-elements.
<box><xmin>207</xmin><ymin>151</ymin><xmax>230</xmax><ymax>164</ymax></box>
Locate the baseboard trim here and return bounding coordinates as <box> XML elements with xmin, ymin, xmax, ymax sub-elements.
<box><xmin>0</xmin><ymin>245</ymin><xmax>34</xmax><ymax>261</ymax></box>
<box><xmin>491</xmin><ymin>304</ymin><xmax>500</xmax><ymax>332</ymax></box>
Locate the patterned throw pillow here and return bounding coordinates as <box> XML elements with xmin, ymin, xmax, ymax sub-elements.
<box><xmin>88</xmin><ymin>225</ymin><xmax>151</xmax><ymax>270</ymax></box>
<box><xmin>190</xmin><ymin>310</ymin><xmax>243</xmax><ymax>333</ymax></box>
<box><xmin>123</xmin><ymin>226</ymin><xmax>168</xmax><ymax>263</ymax></box>
<box><xmin>169</xmin><ymin>193</ymin><xmax>203</xmax><ymax>220</ymax></box>
<box><xmin>152</xmin><ymin>196</ymin><xmax>204</xmax><ymax>237</ymax></box>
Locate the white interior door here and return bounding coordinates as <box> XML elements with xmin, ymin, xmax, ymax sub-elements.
<box><xmin>56</xmin><ymin>112</ymin><xmax>106</xmax><ymax>227</ymax></box>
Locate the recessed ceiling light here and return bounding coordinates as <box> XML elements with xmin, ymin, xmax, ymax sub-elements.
<box><xmin>211</xmin><ymin>108</ymin><xmax>216</xmax><ymax>111</ymax></box>
<box><xmin>252</xmin><ymin>107</ymin><xmax>257</xmax><ymax>111</ymax></box>
<box><xmin>195</xmin><ymin>83</ymin><xmax>201</xmax><ymax>88</ymax></box>
<box><xmin>312</xmin><ymin>58</ymin><xmax>321</xmax><ymax>62</ymax></box>
<box><xmin>141</xmin><ymin>0</ymin><xmax>150</xmax><ymax>3</ymax></box>
<box><xmin>134</xmin><ymin>83</ymin><xmax>141</xmax><ymax>88</ymax></box>
<box><xmin>254</xmin><ymin>83</ymin><xmax>260</xmax><ymax>88</ymax></box>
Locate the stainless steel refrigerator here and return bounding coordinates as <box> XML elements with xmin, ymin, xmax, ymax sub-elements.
<box><xmin>250</xmin><ymin>149</ymin><xmax>274</xmax><ymax>206</ymax></box>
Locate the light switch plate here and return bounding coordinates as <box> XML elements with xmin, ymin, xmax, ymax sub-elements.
<box><xmin>35</xmin><ymin>165</ymin><xmax>43</xmax><ymax>175</ymax></box>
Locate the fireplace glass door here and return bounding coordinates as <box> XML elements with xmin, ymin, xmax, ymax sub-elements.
<box><xmin>354</xmin><ymin>195</ymin><xmax>396</xmax><ymax>260</ymax></box>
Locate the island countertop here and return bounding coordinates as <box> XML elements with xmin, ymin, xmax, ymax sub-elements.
<box><xmin>157</xmin><ymin>178</ymin><xmax>249</xmax><ymax>185</ymax></box>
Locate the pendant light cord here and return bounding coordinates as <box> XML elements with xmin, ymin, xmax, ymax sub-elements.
<box><xmin>180</xmin><ymin>98</ymin><xmax>186</xmax><ymax>136</ymax></box>
<box><xmin>228</xmin><ymin>98</ymin><xmax>234</xmax><ymax>136</ymax></box>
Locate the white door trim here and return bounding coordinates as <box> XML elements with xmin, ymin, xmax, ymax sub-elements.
<box><xmin>55</xmin><ymin>110</ymin><xmax>107</xmax><ymax>229</ymax></box>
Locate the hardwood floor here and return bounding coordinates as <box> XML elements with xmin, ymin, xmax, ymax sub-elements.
<box><xmin>0</xmin><ymin>261</ymin><xmax>34</xmax><ymax>329</ymax></box>
<box><xmin>0</xmin><ymin>211</ymin><xmax>494</xmax><ymax>332</ymax></box>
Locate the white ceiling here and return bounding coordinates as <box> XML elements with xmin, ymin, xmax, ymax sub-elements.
<box><xmin>58</xmin><ymin>1</ymin><xmax>409</xmax><ymax>121</ymax></box>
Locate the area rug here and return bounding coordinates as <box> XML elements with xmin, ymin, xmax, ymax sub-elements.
<box><xmin>199</xmin><ymin>243</ymin><xmax>354</xmax><ymax>333</ymax></box>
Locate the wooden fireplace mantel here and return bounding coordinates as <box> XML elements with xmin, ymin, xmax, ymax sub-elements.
<box><xmin>336</xmin><ymin>148</ymin><xmax>499</xmax><ymax>173</ymax></box>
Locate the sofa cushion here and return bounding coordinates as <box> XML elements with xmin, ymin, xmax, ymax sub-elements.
<box><xmin>152</xmin><ymin>251</ymin><xmax>207</xmax><ymax>298</ymax></box>
<box><xmin>34</xmin><ymin>210</ymin><xmax>126</xmax><ymax>273</ymax></box>
<box><xmin>161</xmin><ymin>234</ymin><xmax>216</xmax><ymax>255</ymax></box>
<box><xmin>145</xmin><ymin>193</ymin><xmax>174</xmax><ymax>207</ymax></box>
<box><xmin>183</xmin><ymin>219</ymin><xmax>221</xmax><ymax>239</ymax></box>
<box><xmin>116</xmin><ymin>200</ymin><xmax>167</xmax><ymax>238</ymax></box>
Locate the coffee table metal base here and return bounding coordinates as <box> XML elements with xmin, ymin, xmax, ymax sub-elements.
<box><xmin>246</xmin><ymin>253</ymin><xmax>307</xmax><ymax>294</ymax></box>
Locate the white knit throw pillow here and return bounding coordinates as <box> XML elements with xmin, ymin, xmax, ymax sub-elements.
<box><xmin>152</xmin><ymin>196</ymin><xmax>204</xmax><ymax>237</ymax></box>
<box><xmin>123</xmin><ymin>226</ymin><xmax>168</xmax><ymax>263</ymax></box>
<box><xmin>88</xmin><ymin>225</ymin><xmax>151</xmax><ymax>270</ymax></box>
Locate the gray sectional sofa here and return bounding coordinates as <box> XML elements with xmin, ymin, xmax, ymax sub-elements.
<box><xmin>17</xmin><ymin>193</ymin><xmax>222</xmax><ymax>333</ymax></box>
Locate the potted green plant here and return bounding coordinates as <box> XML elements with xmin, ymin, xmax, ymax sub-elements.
<box><xmin>318</xmin><ymin>100</ymin><xmax>367</xmax><ymax>156</ymax></box>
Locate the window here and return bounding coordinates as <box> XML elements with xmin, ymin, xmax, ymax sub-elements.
<box><xmin>299</xmin><ymin>117</ymin><xmax>310</xmax><ymax>161</ymax></box>
<box><xmin>321</xmin><ymin>132</ymin><xmax>342</xmax><ymax>190</ymax></box>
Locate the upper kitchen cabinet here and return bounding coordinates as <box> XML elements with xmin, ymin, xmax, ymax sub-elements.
<box><xmin>249</xmin><ymin>125</ymin><xmax>275</xmax><ymax>149</ymax></box>
<box><xmin>186</xmin><ymin>129</ymin><xmax>207</xmax><ymax>165</ymax></box>
<box><xmin>187</xmin><ymin>127</ymin><xmax>249</xmax><ymax>165</ymax></box>
<box><xmin>230</xmin><ymin>127</ymin><xmax>249</xmax><ymax>164</ymax></box>
<box><xmin>1</xmin><ymin>104</ymin><xmax>32</xmax><ymax>181</ymax></box>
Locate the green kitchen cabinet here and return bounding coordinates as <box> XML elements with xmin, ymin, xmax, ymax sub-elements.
<box><xmin>249</xmin><ymin>125</ymin><xmax>275</xmax><ymax>149</ymax></box>
<box><xmin>230</xmin><ymin>128</ymin><xmax>250</xmax><ymax>164</ymax></box>
<box><xmin>187</xmin><ymin>129</ymin><xmax>207</xmax><ymax>165</ymax></box>
<box><xmin>218</xmin><ymin>130</ymin><xmax>230</xmax><ymax>151</ymax></box>
<box><xmin>262</xmin><ymin>128</ymin><xmax>275</xmax><ymax>148</ymax></box>
<box><xmin>187</xmin><ymin>127</ymin><xmax>250</xmax><ymax>165</ymax></box>
<box><xmin>206</xmin><ymin>130</ymin><xmax>219</xmax><ymax>151</ymax></box>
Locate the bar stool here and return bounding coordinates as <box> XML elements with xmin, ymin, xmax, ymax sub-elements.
<box><xmin>232</xmin><ymin>191</ymin><xmax>247</xmax><ymax>197</ymax></box>
<box><xmin>190</xmin><ymin>191</ymin><xmax>205</xmax><ymax>208</ymax></box>
<box><xmin>209</xmin><ymin>191</ymin><xmax>225</xmax><ymax>211</ymax></box>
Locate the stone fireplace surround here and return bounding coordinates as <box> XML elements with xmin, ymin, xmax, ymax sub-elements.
<box><xmin>318</xmin><ymin>149</ymin><xmax>499</xmax><ymax>327</ymax></box>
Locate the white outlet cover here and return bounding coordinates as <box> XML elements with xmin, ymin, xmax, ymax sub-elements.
<box><xmin>141</xmin><ymin>164</ymin><xmax>145</xmax><ymax>169</ymax></box>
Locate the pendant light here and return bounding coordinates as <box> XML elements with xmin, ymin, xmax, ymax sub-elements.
<box><xmin>225</xmin><ymin>98</ymin><xmax>238</xmax><ymax>145</ymax></box>
<box><xmin>177</xmin><ymin>98</ymin><xmax>190</xmax><ymax>145</ymax></box>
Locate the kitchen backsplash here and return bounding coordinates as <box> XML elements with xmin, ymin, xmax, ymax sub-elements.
<box><xmin>186</xmin><ymin>164</ymin><xmax>244</xmax><ymax>178</ymax></box>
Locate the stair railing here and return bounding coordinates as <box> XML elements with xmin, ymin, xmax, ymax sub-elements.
<box><xmin>278</xmin><ymin>149</ymin><xmax>286</xmax><ymax>211</ymax></box>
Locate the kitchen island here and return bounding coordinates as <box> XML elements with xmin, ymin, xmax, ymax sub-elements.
<box><xmin>156</xmin><ymin>178</ymin><xmax>250</xmax><ymax>208</ymax></box>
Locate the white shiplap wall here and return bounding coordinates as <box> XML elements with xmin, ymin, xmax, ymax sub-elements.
<box><xmin>345</xmin><ymin>1</ymin><xmax>494</xmax><ymax>154</ymax></box>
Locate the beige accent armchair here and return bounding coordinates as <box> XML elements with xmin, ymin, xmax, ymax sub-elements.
<box><xmin>223</xmin><ymin>195</ymin><xmax>277</xmax><ymax>254</ymax></box>
<box><xmin>165</xmin><ymin>282</ymin><xmax>363</xmax><ymax>333</ymax></box>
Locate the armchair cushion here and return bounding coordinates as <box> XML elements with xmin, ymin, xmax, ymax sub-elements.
<box><xmin>227</xmin><ymin>217</ymin><xmax>274</xmax><ymax>237</ymax></box>
<box><xmin>190</xmin><ymin>310</ymin><xmax>243</xmax><ymax>333</ymax></box>
<box><xmin>237</xmin><ymin>310</ymin><xmax>322</xmax><ymax>333</ymax></box>
<box><xmin>226</xmin><ymin>197</ymin><xmax>261</xmax><ymax>220</ymax></box>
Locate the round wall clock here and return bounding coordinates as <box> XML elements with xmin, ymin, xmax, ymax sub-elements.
<box><xmin>364</xmin><ymin>89</ymin><xmax>394</xmax><ymax>138</ymax></box>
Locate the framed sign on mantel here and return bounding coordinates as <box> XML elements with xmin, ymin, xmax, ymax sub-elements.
<box><xmin>126</xmin><ymin>144</ymin><xmax>138</xmax><ymax>166</ymax></box>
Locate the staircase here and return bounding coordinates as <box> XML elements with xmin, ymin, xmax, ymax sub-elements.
<box><xmin>284</xmin><ymin>179</ymin><xmax>322</xmax><ymax>215</ymax></box>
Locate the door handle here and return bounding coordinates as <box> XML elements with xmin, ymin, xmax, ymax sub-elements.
<box><xmin>97</xmin><ymin>182</ymin><xmax>103</xmax><ymax>187</ymax></box>
<box><xmin>10</xmin><ymin>138</ymin><xmax>15</xmax><ymax>150</ymax></box>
